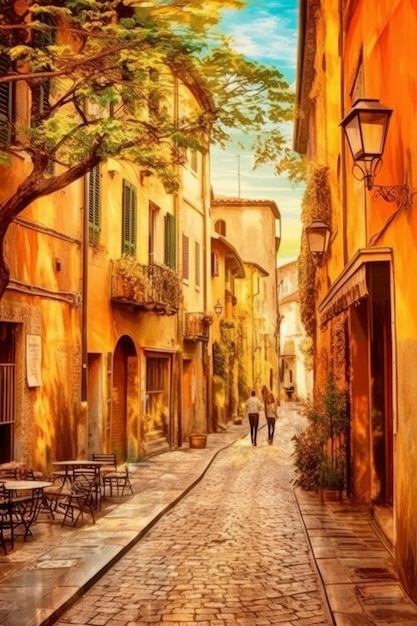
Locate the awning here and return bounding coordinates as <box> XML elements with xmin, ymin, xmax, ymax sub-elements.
<box><xmin>319</xmin><ymin>247</ymin><xmax>392</xmax><ymax>326</ymax></box>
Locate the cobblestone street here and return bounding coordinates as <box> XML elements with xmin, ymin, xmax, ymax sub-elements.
<box><xmin>55</xmin><ymin>407</ymin><xmax>332</xmax><ymax>626</ymax></box>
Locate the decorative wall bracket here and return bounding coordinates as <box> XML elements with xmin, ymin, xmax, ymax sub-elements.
<box><xmin>372</xmin><ymin>184</ymin><xmax>417</xmax><ymax>211</ymax></box>
<box><xmin>352</xmin><ymin>161</ymin><xmax>417</xmax><ymax>210</ymax></box>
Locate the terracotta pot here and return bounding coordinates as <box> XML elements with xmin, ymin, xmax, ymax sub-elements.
<box><xmin>320</xmin><ymin>487</ymin><xmax>342</xmax><ymax>503</ymax></box>
<box><xmin>189</xmin><ymin>434</ymin><xmax>207</xmax><ymax>449</ymax></box>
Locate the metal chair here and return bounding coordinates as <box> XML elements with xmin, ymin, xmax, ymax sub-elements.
<box><xmin>92</xmin><ymin>453</ymin><xmax>133</xmax><ymax>498</ymax></box>
<box><xmin>52</xmin><ymin>468</ymin><xmax>99</xmax><ymax>528</ymax></box>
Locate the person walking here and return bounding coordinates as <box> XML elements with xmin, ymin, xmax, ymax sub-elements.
<box><xmin>265</xmin><ymin>392</ymin><xmax>277</xmax><ymax>444</ymax></box>
<box><xmin>246</xmin><ymin>390</ymin><xmax>263</xmax><ymax>446</ymax></box>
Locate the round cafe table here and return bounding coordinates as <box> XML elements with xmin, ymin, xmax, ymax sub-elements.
<box><xmin>2</xmin><ymin>480</ymin><xmax>53</xmax><ymax>548</ymax></box>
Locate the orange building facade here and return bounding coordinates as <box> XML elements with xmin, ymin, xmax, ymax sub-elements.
<box><xmin>295</xmin><ymin>0</ymin><xmax>417</xmax><ymax>601</ymax></box>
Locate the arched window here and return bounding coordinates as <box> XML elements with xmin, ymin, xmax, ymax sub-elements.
<box><xmin>214</xmin><ymin>220</ymin><xmax>226</xmax><ymax>236</ymax></box>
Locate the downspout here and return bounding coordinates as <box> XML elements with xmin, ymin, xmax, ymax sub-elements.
<box><xmin>202</xmin><ymin>145</ymin><xmax>212</xmax><ymax>432</ymax></box>
<box><xmin>173</xmin><ymin>75</ymin><xmax>183</xmax><ymax>447</ymax></box>
<box><xmin>339</xmin><ymin>0</ymin><xmax>348</xmax><ymax>267</ymax></box>
<box><xmin>81</xmin><ymin>177</ymin><xmax>89</xmax><ymax>455</ymax></box>
<box><xmin>339</xmin><ymin>0</ymin><xmax>352</xmax><ymax>499</ymax></box>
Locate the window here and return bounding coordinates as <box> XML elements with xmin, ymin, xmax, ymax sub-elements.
<box><xmin>122</xmin><ymin>180</ymin><xmax>137</xmax><ymax>255</ymax></box>
<box><xmin>182</xmin><ymin>233</ymin><xmax>189</xmax><ymax>280</ymax></box>
<box><xmin>195</xmin><ymin>241</ymin><xmax>200</xmax><ymax>288</ymax></box>
<box><xmin>88</xmin><ymin>165</ymin><xmax>101</xmax><ymax>245</ymax></box>
<box><xmin>149</xmin><ymin>201</ymin><xmax>159</xmax><ymax>264</ymax></box>
<box><xmin>214</xmin><ymin>220</ymin><xmax>226</xmax><ymax>236</ymax></box>
<box><xmin>164</xmin><ymin>213</ymin><xmax>176</xmax><ymax>269</ymax></box>
<box><xmin>0</xmin><ymin>55</ymin><xmax>13</xmax><ymax>145</ymax></box>
<box><xmin>146</xmin><ymin>356</ymin><xmax>168</xmax><ymax>392</ymax></box>
<box><xmin>211</xmin><ymin>252</ymin><xmax>219</xmax><ymax>277</ymax></box>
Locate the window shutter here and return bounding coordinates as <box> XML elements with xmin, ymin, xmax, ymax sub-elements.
<box><xmin>88</xmin><ymin>165</ymin><xmax>101</xmax><ymax>245</ymax></box>
<box><xmin>122</xmin><ymin>180</ymin><xmax>137</xmax><ymax>255</ymax></box>
<box><xmin>214</xmin><ymin>220</ymin><xmax>226</xmax><ymax>236</ymax></box>
<box><xmin>195</xmin><ymin>241</ymin><xmax>200</xmax><ymax>287</ymax></box>
<box><xmin>211</xmin><ymin>252</ymin><xmax>219</xmax><ymax>277</ymax></box>
<box><xmin>164</xmin><ymin>213</ymin><xmax>176</xmax><ymax>269</ymax></box>
<box><xmin>0</xmin><ymin>55</ymin><xmax>12</xmax><ymax>145</ymax></box>
<box><xmin>182</xmin><ymin>234</ymin><xmax>189</xmax><ymax>280</ymax></box>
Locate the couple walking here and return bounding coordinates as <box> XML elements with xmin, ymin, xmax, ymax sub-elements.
<box><xmin>246</xmin><ymin>389</ymin><xmax>277</xmax><ymax>446</ymax></box>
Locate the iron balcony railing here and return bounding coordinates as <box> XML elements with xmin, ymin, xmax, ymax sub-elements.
<box><xmin>110</xmin><ymin>259</ymin><xmax>182</xmax><ymax>315</ymax></box>
<box><xmin>184</xmin><ymin>312</ymin><xmax>212</xmax><ymax>342</ymax></box>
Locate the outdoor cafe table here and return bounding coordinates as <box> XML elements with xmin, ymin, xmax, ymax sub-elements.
<box><xmin>3</xmin><ymin>480</ymin><xmax>53</xmax><ymax>546</ymax></box>
<box><xmin>52</xmin><ymin>460</ymin><xmax>108</xmax><ymax>483</ymax></box>
<box><xmin>51</xmin><ymin>460</ymin><xmax>108</xmax><ymax>506</ymax></box>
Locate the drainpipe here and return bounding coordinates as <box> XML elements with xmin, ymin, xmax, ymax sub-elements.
<box><xmin>202</xmin><ymin>140</ymin><xmax>212</xmax><ymax>432</ymax></box>
<box><xmin>173</xmin><ymin>75</ymin><xmax>183</xmax><ymax>447</ymax></box>
<box><xmin>339</xmin><ymin>0</ymin><xmax>348</xmax><ymax>267</ymax></box>
<box><xmin>80</xmin><ymin>176</ymin><xmax>89</xmax><ymax>456</ymax></box>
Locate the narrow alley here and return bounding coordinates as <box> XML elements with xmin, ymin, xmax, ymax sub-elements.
<box><xmin>55</xmin><ymin>406</ymin><xmax>332</xmax><ymax>626</ymax></box>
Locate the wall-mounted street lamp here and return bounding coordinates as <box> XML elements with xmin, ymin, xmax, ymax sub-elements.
<box><xmin>305</xmin><ymin>219</ymin><xmax>331</xmax><ymax>266</ymax></box>
<box><xmin>341</xmin><ymin>98</ymin><xmax>417</xmax><ymax>209</ymax></box>
<box><xmin>214</xmin><ymin>299</ymin><xmax>223</xmax><ymax>317</ymax></box>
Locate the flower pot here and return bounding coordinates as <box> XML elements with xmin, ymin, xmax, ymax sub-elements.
<box><xmin>189</xmin><ymin>434</ymin><xmax>207</xmax><ymax>449</ymax></box>
<box><xmin>320</xmin><ymin>487</ymin><xmax>343</xmax><ymax>503</ymax></box>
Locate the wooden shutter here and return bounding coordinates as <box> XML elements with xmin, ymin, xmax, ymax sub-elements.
<box><xmin>0</xmin><ymin>55</ymin><xmax>12</xmax><ymax>145</ymax></box>
<box><xmin>182</xmin><ymin>234</ymin><xmax>189</xmax><ymax>280</ymax></box>
<box><xmin>164</xmin><ymin>213</ymin><xmax>176</xmax><ymax>269</ymax></box>
<box><xmin>122</xmin><ymin>180</ymin><xmax>137</xmax><ymax>255</ymax></box>
<box><xmin>88</xmin><ymin>166</ymin><xmax>101</xmax><ymax>245</ymax></box>
<box><xmin>211</xmin><ymin>252</ymin><xmax>219</xmax><ymax>277</ymax></box>
<box><xmin>195</xmin><ymin>241</ymin><xmax>200</xmax><ymax>287</ymax></box>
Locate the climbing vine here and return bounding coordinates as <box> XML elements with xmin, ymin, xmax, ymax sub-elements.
<box><xmin>298</xmin><ymin>165</ymin><xmax>332</xmax><ymax>342</ymax></box>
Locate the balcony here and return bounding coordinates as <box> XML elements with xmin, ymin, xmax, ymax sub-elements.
<box><xmin>110</xmin><ymin>258</ymin><xmax>182</xmax><ymax>315</ymax></box>
<box><xmin>184</xmin><ymin>312</ymin><xmax>212</xmax><ymax>342</ymax></box>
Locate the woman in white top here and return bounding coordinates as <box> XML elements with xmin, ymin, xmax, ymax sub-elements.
<box><xmin>265</xmin><ymin>392</ymin><xmax>277</xmax><ymax>444</ymax></box>
<box><xmin>246</xmin><ymin>390</ymin><xmax>263</xmax><ymax>446</ymax></box>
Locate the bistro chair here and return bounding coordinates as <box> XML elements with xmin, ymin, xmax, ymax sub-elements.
<box><xmin>0</xmin><ymin>481</ymin><xmax>43</xmax><ymax>550</ymax></box>
<box><xmin>0</xmin><ymin>483</ymin><xmax>12</xmax><ymax>554</ymax></box>
<box><xmin>92</xmin><ymin>453</ymin><xmax>133</xmax><ymax>499</ymax></box>
<box><xmin>50</xmin><ymin>468</ymin><xmax>98</xmax><ymax>528</ymax></box>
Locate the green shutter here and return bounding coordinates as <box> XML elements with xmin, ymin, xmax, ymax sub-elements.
<box><xmin>164</xmin><ymin>213</ymin><xmax>176</xmax><ymax>269</ymax></box>
<box><xmin>88</xmin><ymin>165</ymin><xmax>101</xmax><ymax>245</ymax></box>
<box><xmin>122</xmin><ymin>180</ymin><xmax>137</xmax><ymax>255</ymax></box>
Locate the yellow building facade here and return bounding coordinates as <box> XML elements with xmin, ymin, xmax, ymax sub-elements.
<box><xmin>211</xmin><ymin>197</ymin><xmax>281</xmax><ymax>413</ymax></box>
<box><xmin>0</xmin><ymin>52</ymin><xmax>214</xmax><ymax>472</ymax></box>
<box><xmin>295</xmin><ymin>0</ymin><xmax>417</xmax><ymax>602</ymax></box>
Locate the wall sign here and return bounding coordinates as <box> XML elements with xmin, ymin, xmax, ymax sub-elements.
<box><xmin>26</xmin><ymin>334</ymin><xmax>42</xmax><ymax>387</ymax></box>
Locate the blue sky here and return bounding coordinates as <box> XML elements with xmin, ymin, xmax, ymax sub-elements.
<box><xmin>210</xmin><ymin>0</ymin><xmax>303</xmax><ymax>265</ymax></box>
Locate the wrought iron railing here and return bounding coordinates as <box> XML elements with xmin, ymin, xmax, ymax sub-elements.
<box><xmin>111</xmin><ymin>258</ymin><xmax>182</xmax><ymax>314</ymax></box>
<box><xmin>184</xmin><ymin>312</ymin><xmax>212</xmax><ymax>342</ymax></box>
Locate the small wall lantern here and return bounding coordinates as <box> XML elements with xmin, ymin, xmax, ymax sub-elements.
<box><xmin>341</xmin><ymin>98</ymin><xmax>417</xmax><ymax>209</ymax></box>
<box><xmin>305</xmin><ymin>220</ymin><xmax>331</xmax><ymax>266</ymax></box>
<box><xmin>214</xmin><ymin>299</ymin><xmax>223</xmax><ymax>317</ymax></box>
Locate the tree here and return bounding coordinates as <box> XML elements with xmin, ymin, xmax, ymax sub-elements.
<box><xmin>0</xmin><ymin>0</ymin><xmax>294</xmax><ymax>297</ymax></box>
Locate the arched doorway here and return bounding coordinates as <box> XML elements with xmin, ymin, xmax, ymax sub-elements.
<box><xmin>112</xmin><ymin>335</ymin><xmax>137</xmax><ymax>462</ymax></box>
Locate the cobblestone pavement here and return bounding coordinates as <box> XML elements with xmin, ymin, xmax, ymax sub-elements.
<box><xmin>55</xmin><ymin>407</ymin><xmax>333</xmax><ymax>626</ymax></box>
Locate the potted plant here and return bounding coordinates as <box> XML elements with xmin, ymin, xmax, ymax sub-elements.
<box><xmin>293</xmin><ymin>371</ymin><xmax>348</xmax><ymax>501</ymax></box>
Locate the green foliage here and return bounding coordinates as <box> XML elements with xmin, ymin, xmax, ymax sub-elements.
<box><xmin>293</xmin><ymin>371</ymin><xmax>348</xmax><ymax>491</ymax></box>
<box><xmin>0</xmin><ymin>0</ymin><xmax>294</xmax><ymax>199</ymax></box>
<box><xmin>213</xmin><ymin>341</ymin><xmax>227</xmax><ymax>379</ymax></box>
<box><xmin>298</xmin><ymin>165</ymin><xmax>332</xmax><ymax>341</ymax></box>
<box><xmin>292</xmin><ymin>424</ymin><xmax>324</xmax><ymax>491</ymax></box>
